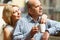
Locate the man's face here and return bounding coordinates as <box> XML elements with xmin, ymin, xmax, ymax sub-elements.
<box><xmin>30</xmin><ymin>0</ymin><xmax>43</xmax><ymax>16</ymax></box>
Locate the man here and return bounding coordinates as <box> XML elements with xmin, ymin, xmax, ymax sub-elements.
<box><xmin>13</xmin><ymin>0</ymin><xmax>60</xmax><ymax>40</ymax></box>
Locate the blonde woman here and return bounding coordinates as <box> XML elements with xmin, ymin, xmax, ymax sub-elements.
<box><xmin>2</xmin><ymin>5</ymin><xmax>21</xmax><ymax>40</ymax></box>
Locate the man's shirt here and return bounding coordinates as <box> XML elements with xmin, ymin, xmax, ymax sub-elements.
<box><xmin>13</xmin><ymin>15</ymin><xmax>60</xmax><ymax>40</ymax></box>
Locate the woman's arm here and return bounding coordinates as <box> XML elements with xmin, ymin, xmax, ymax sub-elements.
<box><xmin>3</xmin><ymin>27</ymin><xmax>11</xmax><ymax>40</ymax></box>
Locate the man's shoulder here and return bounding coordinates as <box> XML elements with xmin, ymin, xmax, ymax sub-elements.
<box><xmin>17</xmin><ymin>16</ymin><xmax>28</xmax><ymax>23</ymax></box>
<box><xmin>47</xmin><ymin>19</ymin><xmax>57</xmax><ymax>22</ymax></box>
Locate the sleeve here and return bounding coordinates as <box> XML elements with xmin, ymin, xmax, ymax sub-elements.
<box><xmin>13</xmin><ymin>20</ymin><xmax>24</xmax><ymax>40</ymax></box>
<box><xmin>46</xmin><ymin>19</ymin><xmax>60</xmax><ymax>35</ymax></box>
<box><xmin>13</xmin><ymin>20</ymin><xmax>34</xmax><ymax>40</ymax></box>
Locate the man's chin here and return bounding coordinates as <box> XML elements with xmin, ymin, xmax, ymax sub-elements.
<box><xmin>39</xmin><ymin>13</ymin><xmax>42</xmax><ymax>16</ymax></box>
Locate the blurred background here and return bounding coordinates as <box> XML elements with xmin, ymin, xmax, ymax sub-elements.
<box><xmin>0</xmin><ymin>0</ymin><xmax>60</xmax><ymax>21</ymax></box>
<box><xmin>0</xmin><ymin>0</ymin><xmax>60</xmax><ymax>40</ymax></box>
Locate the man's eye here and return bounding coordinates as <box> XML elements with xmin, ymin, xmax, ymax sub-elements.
<box><xmin>35</xmin><ymin>6</ymin><xmax>39</xmax><ymax>8</ymax></box>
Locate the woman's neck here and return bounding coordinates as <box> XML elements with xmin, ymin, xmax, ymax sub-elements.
<box><xmin>11</xmin><ymin>20</ymin><xmax>17</xmax><ymax>27</ymax></box>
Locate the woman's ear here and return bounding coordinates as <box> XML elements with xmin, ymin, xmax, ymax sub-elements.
<box><xmin>2</xmin><ymin>16</ymin><xmax>8</xmax><ymax>23</ymax></box>
<box><xmin>2</xmin><ymin>16</ymin><xmax>4</xmax><ymax>20</ymax></box>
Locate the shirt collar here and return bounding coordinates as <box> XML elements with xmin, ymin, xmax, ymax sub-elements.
<box><xmin>26</xmin><ymin>14</ymin><xmax>33</xmax><ymax>22</ymax></box>
<box><xmin>26</xmin><ymin>14</ymin><xmax>41</xmax><ymax>23</ymax></box>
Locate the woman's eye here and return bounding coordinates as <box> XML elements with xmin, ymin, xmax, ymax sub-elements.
<box><xmin>13</xmin><ymin>12</ymin><xmax>15</xmax><ymax>13</ymax></box>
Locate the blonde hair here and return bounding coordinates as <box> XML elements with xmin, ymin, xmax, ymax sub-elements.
<box><xmin>2</xmin><ymin>4</ymin><xmax>19</xmax><ymax>25</ymax></box>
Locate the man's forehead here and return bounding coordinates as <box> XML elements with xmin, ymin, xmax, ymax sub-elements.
<box><xmin>29</xmin><ymin>0</ymin><xmax>40</xmax><ymax>2</ymax></box>
<box><xmin>28</xmin><ymin>0</ymin><xmax>41</xmax><ymax>6</ymax></box>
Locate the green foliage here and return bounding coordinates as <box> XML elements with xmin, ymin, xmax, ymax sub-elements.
<box><xmin>58</xmin><ymin>20</ymin><xmax>60</xmax><ymax>22</ymax></box>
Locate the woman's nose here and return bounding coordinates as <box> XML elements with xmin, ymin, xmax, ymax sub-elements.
<box><xmin>18</xmin><ymin>10</ymin><xmax>21</xmax><ymax>15</ymax></box>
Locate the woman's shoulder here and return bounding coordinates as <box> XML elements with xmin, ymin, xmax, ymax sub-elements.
<box><xmin>3</xmin><ymin>25</ymin><xmax>13</xmax><ymax>33</ymax></box>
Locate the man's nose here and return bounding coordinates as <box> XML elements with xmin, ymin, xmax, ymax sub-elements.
<box><xmin>39</xmin><ymin>6</ymin><xmax>42</xmax><ymax>10</ymax></box>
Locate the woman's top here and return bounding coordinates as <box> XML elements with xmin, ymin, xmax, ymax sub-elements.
<box><xmin>3</xmin><ymin>25</ymin><xmax>14</xmax><ymax>40</ymax></box>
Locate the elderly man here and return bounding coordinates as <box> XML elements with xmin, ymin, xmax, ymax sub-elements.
<box><xmin>13</xmin><ymin>0</ymin><xmax>60</xmax><ymax>40</ymax></box>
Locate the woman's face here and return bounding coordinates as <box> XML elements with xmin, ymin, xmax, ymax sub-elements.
<box><xmin>11</xmin><ymin>6</ymin><xmax>21</xmax><ymax>21</ymax></box>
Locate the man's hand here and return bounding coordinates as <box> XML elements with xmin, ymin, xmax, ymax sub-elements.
<box><xmin>31</xmin><ymin>37</ymin><xmax>34</xmax><ymax>40</ymax></box>
<box><xmin>42</xmin><ymin>31</ymin><xmax>50</xmax><ymax>40</ymax></box>
<box><xmin>40</xmin><ymin>14</ymin><xmax>47</xmax><ymax>24</ymax></box>
<box><xmin>30</xmin><ymin>26</ymin><xmax>39</xmax><ymax>38</ymax></box>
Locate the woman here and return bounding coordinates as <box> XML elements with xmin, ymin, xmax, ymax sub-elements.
<box><xmin>2</xmin><ymin>5</ymin><xmax>21</xmax><ymax>40</ymax></box>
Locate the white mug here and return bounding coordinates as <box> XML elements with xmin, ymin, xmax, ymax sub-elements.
<box><xmin>39</xmin><ymin>24</ymin><xmax>46</xmax><ymax>33</ymax></box>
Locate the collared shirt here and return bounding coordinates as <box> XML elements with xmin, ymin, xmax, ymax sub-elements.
<box><xmin>13</xmin><ymin>15</ymin><xmax>60</xmax><ymax>40</ymax></box>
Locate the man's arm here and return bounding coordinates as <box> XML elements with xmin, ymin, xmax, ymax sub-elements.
<box><xmin>42</xmin><ymin>31</ymin><xmax>49</xmax><ymax>40</ymax></box>
<box><xmin>13</xmin><ymin>20</ymin><xmax>37</xmax><ymax>40</ymax></box>
<box><xmin>13</xmin><ymin>20</ymin><xmax>24</xmax><ymax>40</ymax></box>
<box><xmin>42</xmin><ymin>19</ymin><xmax>60</xmax><ymax>40</ymax></box>
<box><xmin>47</xmin><ymin>19</ymin><xmax>60</xmax><ymax>35</ymax></box>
